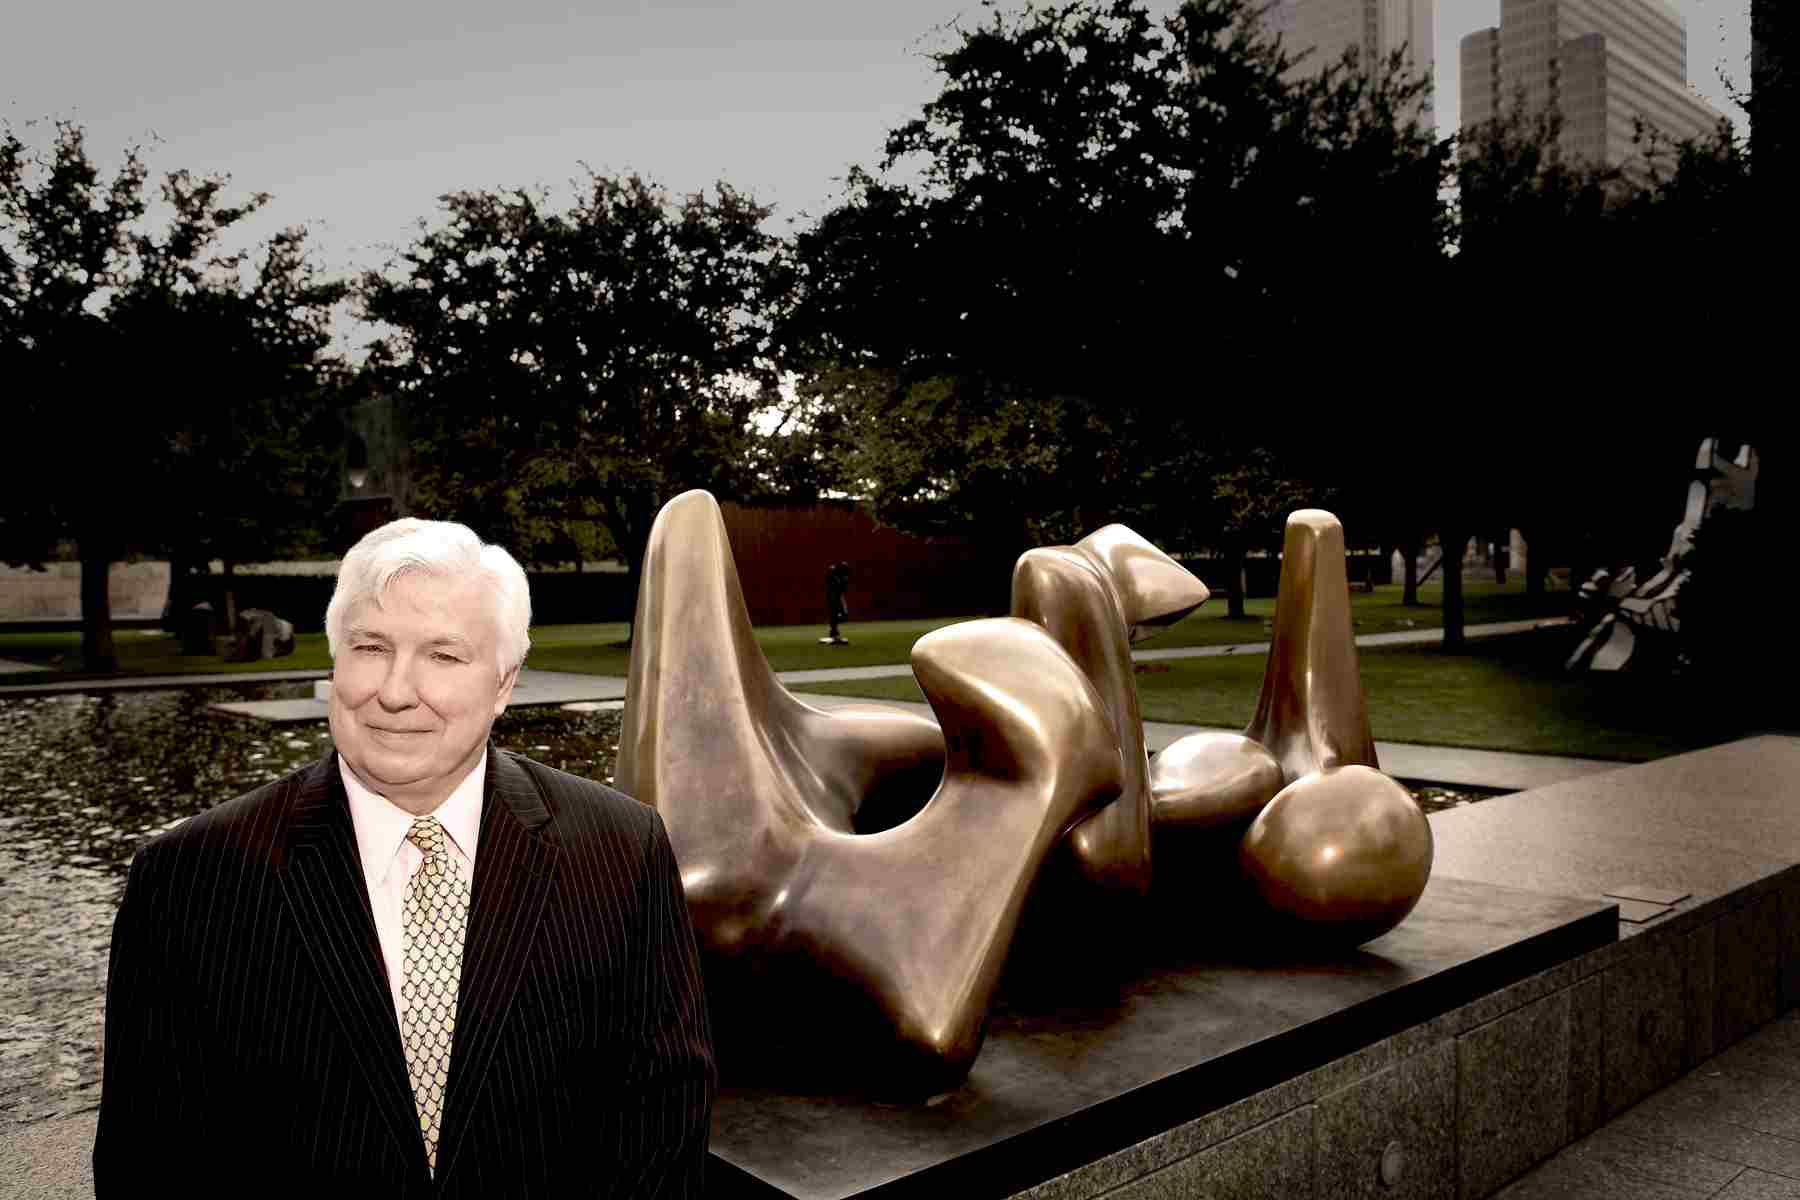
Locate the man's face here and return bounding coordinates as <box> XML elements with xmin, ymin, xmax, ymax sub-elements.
<box><xmin>329</xmin><ymin>571</ymin><xmax>518</xmax><ymax>816</ymax></box>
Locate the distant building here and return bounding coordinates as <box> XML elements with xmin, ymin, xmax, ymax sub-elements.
<box><xmin>1752</xmin><ymin>0</ymin><xmax>1791</xmax><ymax>178</ymax></box>
<box><xmin>1256</xmin><ymin>0</ymin><xmax>1436</xmax><ymax>128</ymax></box>
<box><xmin>1460</xmin><ymin>0</ymin><xmax>1723</xmax><ymax>170</ymax></box>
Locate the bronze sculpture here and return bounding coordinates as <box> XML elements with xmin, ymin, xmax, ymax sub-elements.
<box><xmin>616</xmin><ymin>491</ymin><xmax>1120</xmax><ymax>1087</ymax></box>
<box><xmin>1009</xmin><ymin>528</ymin><xmax>1209</xmax><ymax>899</ymax></box>
<box><xmin>619</xmin><ymin>491</ymin><xmax>1432</xmax><ymax>1088</ymax></box>
<box><xmin>1567</xmin><ymin>437</ymin><xmax>1758</xmax><ymax>672</ymax></box>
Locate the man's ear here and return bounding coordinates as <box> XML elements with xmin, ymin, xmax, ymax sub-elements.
<box><xmin>494</xmin><ymin>664</ymin><xmax>520</xmax><ymax>716</ymax></box>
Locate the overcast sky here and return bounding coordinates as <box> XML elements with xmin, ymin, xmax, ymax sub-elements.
<box><xmin>2</xmin><ymin>0</ymin><xmax>1751</xmax><ymax>282</ymax></box>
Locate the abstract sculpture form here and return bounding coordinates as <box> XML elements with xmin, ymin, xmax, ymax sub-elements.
<box><xmin>1153</xmin><ymin>511</ymin><xmax>1432</xmax><ymax>944</ymax></box>
<box><xmin>618</xmin><ymin>491</ymin><xmax>1432</xmax><ymax>1089</ymax></box>
<box><xmin>1567</xmin><ymin>437</ymin><xmax>1758</xmax><ymax>672</ymax></box>
<box><xmin>1009</xmin><ymin>527</ymin><xmax>1210</xmax><ymax>899</ymax></box>
<box><xmin>617</xmin><ymin>491</ymin><xmax>1120</xmax><ymax>1087</ymax></box>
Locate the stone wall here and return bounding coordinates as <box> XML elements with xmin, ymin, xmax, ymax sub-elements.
<box><xmin>1009</xmin><ymin>868</ymin><xmax>1800</xmax><ymax>1200</ymax></box>
<box><xmin>0</xmin><ymin>562</ymin><xmax>170</xmax><ymax>622</ymax></box>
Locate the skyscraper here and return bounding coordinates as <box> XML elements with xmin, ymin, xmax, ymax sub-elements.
<box><xmin>1460</xmin><ymin>0</ymin><xmax>1723</xmax><ymax>169</ymax></box>
<box><xmin>1257</xmin><ymin>0</ymin><xmax>1436</xmax><ymax>128</ymax></box>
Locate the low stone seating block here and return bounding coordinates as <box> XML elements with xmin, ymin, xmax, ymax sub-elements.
<box><xmin>707</xmin><ymin>876</ymin><xmax>1615</xmax><ymax>1199</ymax></box>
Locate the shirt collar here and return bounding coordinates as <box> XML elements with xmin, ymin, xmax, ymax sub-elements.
<box><xmin>341</xmin><ymin>749</ymin><xmax>487</xmax><ymax>888</ymax></box>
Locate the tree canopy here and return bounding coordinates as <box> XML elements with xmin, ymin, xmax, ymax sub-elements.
<box><xmin>0</xmin><ymin>120</ymin><xmax>346</xmax><ymax>668</ymax></box>
<box><xmin>785</xmin><ymin>0</ymin><xmax>1444</xmax><ymax>550</ymax></box>
<box><xmin>359</xmin><ymin>171</ymin><xmax>791</xmax><ymax>625</ymax></box>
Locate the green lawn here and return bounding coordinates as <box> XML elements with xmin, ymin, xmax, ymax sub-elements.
<box><xmin>795</xmin><ymin>628</ymin><xmax>1778</xmax><ymax>763</ymax></box>
<box><xmin>523</xmin><ymin>578</ymin><xmax>1575</xmax><ymax>675</ymax></box>
<box><xmin>0</xmin><ymin>629</ymin><xmax>337</xmax><ymax>680</ymax></box>
<box><xmin>2</xmin><ymin>579</ymin><xmax>1775</xmax><ymax>765</ymax></box>
<box><xmin>524</xmin><ymin>616</ymin><xmax>975</xmax><ymax>677</ymax></box>
<box><xmin>0</xmin><ymin>578</ymin><xmax>1575</xmax><ymax>683</ymax></box>
<box><xmin>1097</xmin><ymin>578</ymin><xmax>1574</xmax><ymax>650</ymax></box>
<box><xmin>0</xmin><ymin>614</ymin><xmax>975</xmax><ymax>680</ymax></box>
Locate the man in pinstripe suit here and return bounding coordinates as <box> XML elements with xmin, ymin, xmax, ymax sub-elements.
<box><xmin>94</xmin><ymin>519</ymin><xmax>716</xmax><ymax>1197</ymax></box>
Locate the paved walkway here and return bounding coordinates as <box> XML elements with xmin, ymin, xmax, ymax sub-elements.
<box><xmin>206</xmin><ymin>669</ymin><xmax>626</xmax><ymax>723</ymax></box>
<box><xmin>778</xmin><ymin>618</ymin><xmax>1571</xmax><ymax>684</ymax></box>
<box><xmin>0</xmin><ymin>620</ymin><xmax>1616</xmax><ymax>792</ymax></box>
<box><xmin>0</xmin><ymin>618</ymin><xmax>1571</xmax><ymax>695</ymax></box>
<box><xmin>1497</xmin><ymin>1008</ymin><xmax>1800</xmax><ymax>1198</ymax></box>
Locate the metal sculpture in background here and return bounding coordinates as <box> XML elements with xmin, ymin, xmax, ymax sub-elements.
<box><xmin>1567</xmin><ymin>438</ymin><xmax>1758</xmax><ymax>673</ymax></box>
<box><xmin>821</xmin><ymin>560</ymin><xmax>851</xmax><ymax>645</ymax></box>
<box><xmin>618</xmin><ymin>491</ymin><xmax>1433</xmax><ymax>1089</ymax></box>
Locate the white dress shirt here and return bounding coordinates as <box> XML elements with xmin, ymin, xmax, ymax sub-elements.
<box><xmin>340</xmin><ymin>752</ymin><xmax>485</xmax><ymax>1028</ymax></box>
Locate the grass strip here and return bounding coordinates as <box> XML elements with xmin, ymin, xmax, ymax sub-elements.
<box><xmin>0</xmin><ymin>579</ymin><xmax>1572</xmax><ymax>682</ymax></box>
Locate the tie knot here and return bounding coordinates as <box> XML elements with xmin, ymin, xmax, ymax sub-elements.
<box><xmin>408</xmin><ymin>816</ymin><xmax>448</xmax><ymax>860</ymax></box>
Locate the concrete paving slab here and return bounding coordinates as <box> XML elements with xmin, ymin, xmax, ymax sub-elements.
<box><xmin>1429</xmin><ymin>736</ymin><xmax>1800</xmax><ymax>938</ymax></box>
<box><xmin>211</xmin><ymin>697</ymin><xmax>329</xmax><ymax>722</ymax></box>
<box><xmin>211</xmin><ymin>669</ymin><xmax>630</xmax><ymax>722</ymax></box>
<box><xmin>1363</xmin><ymin>740</ymin><xmax>1622</xmax><ymax>792</ymax></box>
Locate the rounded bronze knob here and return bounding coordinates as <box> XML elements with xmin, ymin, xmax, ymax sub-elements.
<box><xmin>1380</xmin><ymin>1139</ymin><xmax>1407</xmax><ymax>1187</ymax></box>
<box><xmin>1239</xmin><ymin>766</ymin><xmax>1434</xmax><ymax>945</ymax></box>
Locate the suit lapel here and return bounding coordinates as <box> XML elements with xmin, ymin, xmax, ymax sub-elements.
<box><xmin>434</xmin><ymin>748</ymin><xmax>559</xmax><ymax>1187</ymax></box>
<box><xmin>276</xmin><ymin>754</ymin><xmax>424</xmax><ymax>1172</ymax></box>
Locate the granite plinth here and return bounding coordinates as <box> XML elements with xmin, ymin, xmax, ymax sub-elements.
<box><xmin>706</xmin><ymin>875</ymin><xmax>1616</xmax><ymax>1200</ymax></box>
<box><xmin>1428</xmin><ymin>736</ymin><xmax>1800</xmax><ymax>937</ymax></box>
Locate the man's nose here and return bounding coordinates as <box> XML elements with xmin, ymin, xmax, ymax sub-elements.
<box><xmin>377</xmin><ymin>656</ymin><xmax>421</xmax><ymax>709</ymax></box>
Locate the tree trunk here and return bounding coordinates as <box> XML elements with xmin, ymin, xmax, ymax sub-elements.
<box><xmin>1225</xmin><ymin>542</ymin><xmax>1247</xmax><ymax>620</ymax></box>
<box><xmin>621</xmin><ymin>546</ymin><xmax>641</xmax><ymax>647</ymax></box>
<box><xmin>1525</xmin><ymin>529</ymin><xmax>1547</xmax><ymax>597</ymax></box>
<box><xmin>162</xmin><ymin>552</ymin><xmax>202</xmax><ymax>634</ymax></box>
<box><xmin>602</xmin><ymin>488</ymin><xmax>673</xmax><ymax>647</ymax></box>
<box><xmin>222</xmin><ymin>559</ymin><xmax>238</xmax><ymax>635</ymax></box>
<box><xmin>80</xmin><ymin>548</ymin><xmax>119</xmax><ymax>673</ymax></box>
<box><xmin>1441</xmin><ymin>532</ymin><xmax>1469</xmax><ymax>651</ymax></box>
<box><xmin>1402</xmin><ymin>539</ymin><xmax>1420</xmax><ymax>607</ymax></box>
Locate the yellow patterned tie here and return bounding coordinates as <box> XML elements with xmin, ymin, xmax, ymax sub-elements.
<box><xmin>400</xmin><ymin>816</ymin><xmax>469</xmax><ymax>1174</ymax></box>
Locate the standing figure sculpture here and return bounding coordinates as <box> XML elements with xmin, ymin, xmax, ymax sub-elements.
<box><xmin>821</xmin><ymin>560</ymin><xmax>851</xmax><ymax>645</ymax></box>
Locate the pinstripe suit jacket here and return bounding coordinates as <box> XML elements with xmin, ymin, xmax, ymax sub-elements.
<box><xmin>93</xmin><ymin>747</ymin><xmax>716</xmax><ymax>1198</ymax></box>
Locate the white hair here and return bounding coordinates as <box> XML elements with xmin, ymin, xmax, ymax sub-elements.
<box><xmin>325</xmin><ymin>518</ymin><xmax>532</xmax><ymax>676</ymax></box>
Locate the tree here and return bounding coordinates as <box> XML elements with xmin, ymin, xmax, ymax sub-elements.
<box><xmin>0</xmin><ymin>120</ymin><xmax>344</xmax><ymax>670</ymax></box>
<box><xmin>787</xmin><ymin>0</ymin><xmax>1449</xmax><ymax>576</ymax></box>
<box><xmin>359</xmin><ymin>172</ymin><xmax>789</xmax><ymax>634</ymax></box>
<box><xmin>1441</xmin><ymin>94</ymin><xmax>1759</xmax><ymax>643</ymax></box>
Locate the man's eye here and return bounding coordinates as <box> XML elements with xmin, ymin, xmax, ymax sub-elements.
<box><xmin>432</xmin><ymin>651</ymin><xmax>464</xmax><ymax>664</ymax></box>
<box><xmin>354</xmin><ymin>644</ymin><xmax>388</xmax><ymax>654</ymax></box>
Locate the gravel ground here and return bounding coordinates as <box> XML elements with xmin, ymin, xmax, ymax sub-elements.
<box><xmin>0</xmin><ymin>686</ymin><xmax>1496</xmax><ymax>1128</ymax></box>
